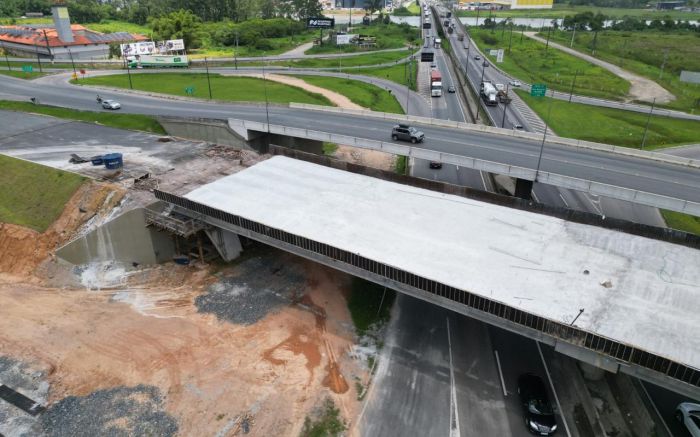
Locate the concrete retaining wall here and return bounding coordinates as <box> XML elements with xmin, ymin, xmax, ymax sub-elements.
<box><xmin>157</xmin><ymin>116</ymin><xmax>260</xmax><ymax>151</ymax></box>
<box><xmin>57</xmin><ymin>207</ymin><xmax>175</xmax><ymax>265</ymax></box>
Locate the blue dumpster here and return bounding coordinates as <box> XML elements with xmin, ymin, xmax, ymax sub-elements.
<box><xmin>103</xmin><ymin>153</ymin><xmax>123</xmax><ymax>170</ymax></box>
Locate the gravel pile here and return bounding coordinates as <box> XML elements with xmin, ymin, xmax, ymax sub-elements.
<box><xmin>40</xmin><ymin>384</ymin><xmax>177</xmax><ymax>437</ymax></box>
<box><xmin>0</xmin><ymin>356</ymin><xmax>48</xmax><ymax>437</ymax></box>
<box><xmin>196</xmin><ymin>252</ymin><xmax>306</xmax><ymax>325</ymax></box>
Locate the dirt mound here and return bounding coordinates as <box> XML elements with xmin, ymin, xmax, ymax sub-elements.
<box><xmin>0</xmin><ymin>181</ymin><xmax>123</xmax><ymax>279</ymax></box>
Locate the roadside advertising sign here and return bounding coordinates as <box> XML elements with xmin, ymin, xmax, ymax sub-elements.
<box><xmin>307</xmin><ymin>17</ymin><xmax>335</xmax><ymax>28</ymax></box>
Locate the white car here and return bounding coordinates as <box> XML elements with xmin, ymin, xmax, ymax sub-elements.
<box><xmin>677</xmin><ymin>402</ymin><xmax>700</xmax><ymax>437</ymax></box>
<box><xmin>509</xmin><ymin>80</ymin><xmax>522</xmax><ymax>87</ymax></box>
<box><xmin>101</xmin><ymin>100</ymin><xmax>121</xmax><ymax>110</ymax></box>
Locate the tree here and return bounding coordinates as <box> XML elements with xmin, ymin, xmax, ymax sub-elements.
<box><xmin>292</xmin><ymin>0</ymin><xmax>322</xmax><ymax>20</ymax></box>
<box><xmin>589</xmin><ymin>12</ymin><xmax>606</xmax><ymax>54</ymax></box>
<box><xmin>151</xmin><ymin>9</ymin><xmax>203</xmax><ymax>50</ymax></box>
<box><xmin>363</xmin><ymin>0</ymin><xmax>384</xmax><ymax>22</ymax></box>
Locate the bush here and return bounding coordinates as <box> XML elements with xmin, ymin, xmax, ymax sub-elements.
<box><xmin>254</xmin><ymin>38</ymin><xmax>275</xmax><ymax>50</ymax></box>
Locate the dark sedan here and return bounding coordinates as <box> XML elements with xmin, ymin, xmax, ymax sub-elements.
<box><xmin>518</xmin><ymin>373</ymin><xmax>557</xmax><ymax>435</ymax></box>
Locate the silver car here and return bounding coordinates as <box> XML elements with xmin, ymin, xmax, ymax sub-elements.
<box><xmin>101</xmin><ymin>100</ymin><xmax>121</xmax><ymax>110</ymax></box>
<box><xmin>677</xmin><ymin>402</ymin><xmax>700</xmax><ymax>437</ymax></box>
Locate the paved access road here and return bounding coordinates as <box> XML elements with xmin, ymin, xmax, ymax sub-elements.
<box><xmin>2</xmin><ymin>74</ymin><xmax>698</xmax><ymax>210</ymax></box>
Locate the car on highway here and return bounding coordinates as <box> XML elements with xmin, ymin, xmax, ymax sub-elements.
<box><xmin>514</xmin><ymin>124</ymin><xmax>523</xmax><ymax>130</ymax></box>
<box><xmin>509</xmin><ymin>80</ymin><xmax>522</xmax><ymax>87</ymax></box>
<box><xmin>392</xmin><ymin>124</ymin><xmax>424</xmax><ymax>143</ymax></box>
<box><xmin>474</xmin><ymin>55</ymin><xmax>481</xmax><ymax>60</ymax></box>
<box><xmin>447</xmin><ymin>85</ymin><xmax>456</xmax><ymax>93</ymax></box>
<box><xmin>429</xmin><ymin>161</ymin><xmax>442</xmax><ymax>169</ymax></box>
<box><xmin>517</xmin><ymin>373</ymin><xmax>557</xmax><ymax>435</ymax></box>
<box><xmin>676</xmin><ymin>402</ymin><xmax>700</xmax><ymax>437</ymax></box>
<box><xmin>482</xmin><ymin>61</ymin><xmax>489</xmax><ymax>68</ymax></box>
<box><xmin>101</xmin><ymin>100</ymin><xmax>121</xmax><ymax>110</ymax></box>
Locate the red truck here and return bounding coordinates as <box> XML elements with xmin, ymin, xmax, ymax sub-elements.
<box><xmin>430</xmin><ymin>70</ymin><xmax>443</xmax><ymax>97</ymax></box>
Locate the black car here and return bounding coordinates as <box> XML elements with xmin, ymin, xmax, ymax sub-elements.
<box><xmin>447</xmin><ymin>85</ymin><xmax>456</xmax><ymax>93</ymax></box>
<box><xmin>517</xmin><ymin>374</ymin><xmax>557</xmax><ymax>435</ymax></box>
<box><xmin>392</xmin><ymin>124</ymin><xmax>425</xmax><ymax>143</ymax></box>
<box><xmin>429</xmin><ymin>161</ymin><xmax>442</xmax><ymax>169</ymax></box>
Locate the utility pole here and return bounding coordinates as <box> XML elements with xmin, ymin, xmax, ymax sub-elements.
<box><xmin>262</xmin><ymin>52</ymin><xmax>271</xmax><ymax>146</ymax></box>
<box><xmin>1</xmin><ymin>42</ymin><xmax>10</xmax><ymax>71</ymax></box>
<box><xmin>476</xmin><ymin>61</ymin><xmax>486</xmax><ymax>120</ymax></box>
<box><xmin>488</xmin><ymin>8</ymin><xmax>493</xmax><ymax>33</ymax></box>
<box><xmin>508</xmin><ymin>21</ymin><xmax>514</xmax><ymax>52</ymax></box>
<box><xmin>640</xmin><ymin>97</ymin><xmax>656</xmax><ymax>149</ymax></box>
<box><xmin>125</xmin><ymin>57</ymin><xmax>133</xmax><ymax>89</ymax></box>
<box><xmin>501</xmin><ymin>83</ymin><xmax>510</xmax><ymax>128</ymax></box>
<box><xmin>475</xmin><ymin>7</ymin><xmax>481</xmax><ymax>27</ymax></box>
<box><xmin>535</xmin><ymin>89</ymin><xmax>554</xmax><ymax>182</ymax></box>
<box><xmin>520</xmin><ymin>25</ymin><xmax>524</xmax><ymax>43</ymax></box>
<box><xmin>570</xmin><ymin>23</ymin><xmax>576</xmax><ymax>48</ymax></box>
<box><xmin>234</xmin><ymin>31</ymin><xmax>239</xmax><ymax>70</ymax></box>
<box><xmin>568</xmin><ymin>69</ymin><xmax>578</xmax><ymax>102</ymax></box>
<box><xmin>67</xmin><ymin>47</ymin><xmax>77</xmax><ymax>79</ymax></box>
<box><xmin>659</xmin><ymin>49</ymin><xmax>669</xmax><ymax>80</ymax></box>
<box><xmin>544</xmin><ymin>26</ymin><xmax>552</xmax><ymax>55</ymax></box>
<box><xmin>204</xmin><ymin>57</ymin><xmax>212</xmax><ymax>99</ymax></box>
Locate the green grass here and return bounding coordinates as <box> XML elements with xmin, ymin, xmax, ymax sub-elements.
<box><xmin>347</xmin><ymin>277</ymin><xmax>396</xmax><ymax>336</ymax></box>
<box><xmin>292</xmin><ymin>75</ymin><xmax>404</xmax><ymax>114</ymax></box>
<box><xmin>515</xmin><ymin>90</ymin><xmax>700</xmax><ymax>149</ymax></box>
<box><xmin>74</xmin><ymin>73</ymin><xmax>333</xmax><ymax>106</ymax></box>
<box><xmin>265</xmin><ymin>49</ymin><xmax>411</xmax><ymax>69</ymax></box>
<box><xmin>300</xmin><ymin>398</ymin><xmax>346</xmax><ymax>437</ymax></box>
<box><xmin>661</xmin><ymin>210</ymin><xmax>700</xmax><ymax>236</ymax></box>
<box><xmin>305</xmin><ymin>22</ymin><xmax>420</xmax><ymax>54</ymax></box>
<box><xmin>0</xmin><ymin>100</ymin><xmax>166</xmax><ymax>134</ymax></box>
<box><xmin>357</xmin><ymin>61</ymin><xmax>418</xmax><ymax>90</ymax></box>
<box><xmin>0</xmin><ymin>154</ymin><xmax>86</xmax><ymax>232</ymax></box>
<box><xmin>457</xmin><ymin>5</ymin><xmax>700</xmax><ymax>20</ymax></box>
<box><xmin>84</xmin><ymin>20</ymin><xmax>151</xmax><ymax>36</ymax></box>
<box><xmin>470</xmin><ymin>28</ymin><xmax>630</xmax><ymax>100</ymax></box>
<box><xmin>546</xmin><ymin>30</ymin><xmax>700</xmax><ymax>113</ymax></box>
<box><xmin>0</xmin><ymin>70</ymin><xmax>47</xmax><ymax>79</ymax></box>
<box><xmin>393</xmin><ymin>3</ymin><xmax>422</xmax><ymax>15</ymax></box>
<box><xmin>394</xmin><ymin>155</ymin><xmax>407</xmax><ymax>175</ymax></box>
<box><xmin>322</xmin><ymin>142</ymin><xmax>338</xmax><ymax>155</ymax></box>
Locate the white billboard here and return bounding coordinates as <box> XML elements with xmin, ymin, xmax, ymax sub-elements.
<box><xmin>497</xmin><ymin>49</ymin><xmax>504</xmax><ymax>63</ymax></box>
<box><xmin>680</xmin><ymin>70</ymin><xmax>700</xmax><ymax>84</ymax></box>
<box><xmin>157</xmin><ymin>39</ymin><xmax>185</xmax><ymax>53</ymax></box>
<box><xmin>335</xmin><ymin>34</ymin><xmax>356</xmax><ymax>45</ymax></box>
<box><xmin>489</xmin><ymin>49</ymin><xmax>498</xmax><ymax>56</ymax></box>
<box><xmin>120</xmin><ymin>41</ymin><xmax>156</xmax><ymax>57</ymax></box>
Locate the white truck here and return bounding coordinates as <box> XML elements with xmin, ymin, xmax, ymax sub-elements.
<box><xmin>480</xmin><ymin>81</ymin><xmax>498</xmax><ymax>106</ymax></box>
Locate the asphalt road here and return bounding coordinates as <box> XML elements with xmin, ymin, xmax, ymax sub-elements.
<box><xmin>5</xmin><ymin>73</ymin><xmax>698</xmax><ymax>211</ymax></box>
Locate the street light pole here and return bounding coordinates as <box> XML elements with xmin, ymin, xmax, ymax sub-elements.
<box><xmin>501</xmin><ymin>83</ymin><xmax>510</xmax><ymax>128</ymax></box>
<box><xmin>262</xmin><ymin>52</ymin><xmax>271</xmax><ymax>147</ymax></box>
<box><xmin>125</xmin><ymin>57</ymin><xmax>133</xmax><ymax>89</ymax></box>
<box><xmin>475</xmin><ymin>7</ymin><xmax>481</xmax><ymax>27</ymax></box>
<box><xmin>640</xmin><ymin>97</ymin><xmax>656</xmax><ymax>149</ymax></box>
<box><xmin>535</xmin><ymin>89</ymin><xmax>554</xmax><ymax>182</ymax></box>
<box><xmin>234</xmin><ymin>31</ymin><xmax>239</xmax><ymax>70</ymax></box>
<box><xmin>67</xmin><ymin>47</ymin><xmax>77</xmax><ymax>78</ymax></box>
<box><xmin>508</xmin><ymin>21</ymin><xmax>514</xmax><ymax>52</ymax></box>
<box><xmin>568</xmin><ymin>69</ymin><xmax>578</xmax><ymax>103</ymax></box>
<box><xmin>476</xmin><ymin>61</ymin><xmax>486</xmax><ymax>120</ymax></box>
<box><xmin>1</xmin><ymin>42</ymin><xmax>10</xmax><ymax>71</ymax></box>
<box><xmin>204</xmin><ymin>57</ymin><xmax>212</xmax><ymax>99</ymax></box>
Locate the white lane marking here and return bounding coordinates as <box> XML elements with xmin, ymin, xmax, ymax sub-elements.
<box><xmin>439</xmin><ymin>52</ymin><xmax>466</xmax><ymax>122</ymax></box>
<box><xmin>494</xmin><ymin>350</ymin><xmax>507</xmax><ymax>397</ymax></box>
<box><xmin>558</xmin><ymin>193</ymin><xmax>570</xmax><ymax>208</ymax></box>
<box><xmin>639</xmin><ymin>382</ymin><xmax>674</xmax><ymax>437</ymax></box>
<box><xmin>446</xmin><ymin>317</ymin><xmax>461</xmax><ymax>437</ymax></box>
<box><xmin>536</xmin><ymin>342</ymin><xmax>572</xmax><ymax>437</ymax></box>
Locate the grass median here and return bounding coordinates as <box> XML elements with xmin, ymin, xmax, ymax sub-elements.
<box><xmin>0</xmin><ymin>70</ymin><xmax>47</xmax><ymax>79</ymax></box>
<box><xmin>661</xmin><ymin>210</ymin><xmax>700</xmax><ymax>236</ymax></box>
<box><xmin>73</xmin><ymin>73</ymin><xmax>333</xmax><ymax>106</ymax></box>
<box><xmin>357</xmin><ymin>61</ymin><xmax>418</xmax><ymax>91</ymax></box>
<box><xmin>470</xmin><ymin>28</ymin><xmax>630</xmax><ymax>101</ymax></box>
<box><xmin>515</xmin><ymin>90</ymin><xmax>700</xmax><ymax>149</ymax></box>
<box><xmin>291</xmin><ymin>75</ymin><xmax>404</xmax><ymax>114</ymax></box>
<box><xmin>264</xmin><ymin>49</ymin><xmax>411</xmax><ymax>69</ymax></box>
<box><xmin>0</xmin><ymin>154</ymin><xmax>86</xmax><ymax>232</ymax></box>
<box><xmin>0</xmin><ymin>100</ymin><xmax>166</xmax><ymax>134</ymax></box>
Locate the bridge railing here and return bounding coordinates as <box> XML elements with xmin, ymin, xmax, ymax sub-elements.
<box><xmin>154</xmin><ymin>189</ymin><xmax>699</xmax><ymax>390</ymax></box>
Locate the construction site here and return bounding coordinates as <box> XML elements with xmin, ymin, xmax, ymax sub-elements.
<box><xmin>0</xmin><ymin>107</ymin><xmax>394</xmax><ymax>437</ymax></box>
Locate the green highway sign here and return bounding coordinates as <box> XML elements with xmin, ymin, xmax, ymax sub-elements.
<box><xmin>531</xmin><ymin>83</ymin><xmax>547</xmax><ymax>97</ymax></box>
<box><xmin>22</xmin><ymin>65</ymin><xmax>33</xmax><ymax>73</ymax></box>
<box><xmin>184</xmin><ymin>86</ymin><xmax>195</xmax><ymax>95</ymax></box>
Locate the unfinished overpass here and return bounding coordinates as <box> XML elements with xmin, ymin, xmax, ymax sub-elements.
<box><xmin>154</xmin><ymin>155</ymin><xmax>700</xmax><ymax>399</ymax></box>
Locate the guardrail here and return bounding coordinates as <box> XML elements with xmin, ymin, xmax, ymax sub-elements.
<box><xmin>154</xmin><ymin>188</ymin><xmax>700</xmax><ymax>393</ymax></box>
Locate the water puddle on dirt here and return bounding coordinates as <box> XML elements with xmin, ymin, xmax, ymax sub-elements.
<box><xmin>262</xmin><ymin>329</ymin><xmax>322</xmax><ymax>385</ymax></box>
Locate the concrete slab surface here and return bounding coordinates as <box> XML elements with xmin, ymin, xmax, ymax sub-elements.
<box><xmin>185</xmin><ymin>156</ymin><xmax>700</xmax><ymax>370</ymax></box>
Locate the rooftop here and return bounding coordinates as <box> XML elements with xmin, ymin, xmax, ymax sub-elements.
<box><xmin>0</xmin><ymin>24</ymin><xmax>146</xmax><ymax>47</ymax></box>
<box><xmin>185</xmin><ymin>156</ymin><xmax>700</xmax><ymax>371</ymax></box>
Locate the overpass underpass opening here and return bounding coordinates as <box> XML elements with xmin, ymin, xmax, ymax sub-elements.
<box><xmin>154</xmin><ymin>156</ymin><xmax>700</xmax><ymax>398</ymax></box>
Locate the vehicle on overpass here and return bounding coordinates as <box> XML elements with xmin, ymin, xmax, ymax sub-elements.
<box><xmin>430</xmin><ymin>70</ymin><xmax>443</xmax><ymax>97</ymax></box>
<box><xmin>676</xmin><ymin>402</ymin><xmax>700</xmax><ymax>437</ymax></box>
<box><xmin>391</xmin><ymin>124</ymin><xmax>425</xmax><ymax>143</ymax></box>
<box><xmin>518</xmin><ymin>374</ymin><xmax>558</xmax><ymax>436</ymax></box>
<box><xmin>480</xmin><ymin>81</ymin><xmax>498</xmax><ymax>106</ymax></box>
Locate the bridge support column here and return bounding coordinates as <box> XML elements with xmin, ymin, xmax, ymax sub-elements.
<box><xmin>514</xmin><ymin>178</ymin><xmax>534</xmax><ymax>200</ymax></box>
<box><xmin>205</xmin><ymin>227</ymin><xmax>243</xmax><ymax>262</ymax></box>
<box><xmin>579</xmin><ymin>362</ymin><xmax>607</xmax><ymax>381</ymax></box>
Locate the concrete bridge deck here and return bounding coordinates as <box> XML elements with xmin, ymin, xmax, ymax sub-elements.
<box><xmin>155</xmin><ymin>156</ymin><xmax>700</xmax><ymax>398</ymax></box>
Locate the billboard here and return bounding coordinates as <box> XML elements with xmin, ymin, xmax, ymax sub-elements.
<box><xmin>157</xmin><ymin>39</ymin><xmax>185</xmax><ymax>53</ymax></box>
<box><xmin>496</xmin><ymin>49</ymin><xmax>504</xmax><ymax>63</ymax></box>
<box><xmin>307</xmin><ymin>17</ymin><xmax>335</xmax><ymax>28</ymax></box>
<box><xmin>680</xmin><ymin>70</ymin><xmax>700</xmax><ymax>84</ymax></box>
<box><xmin>120</xmin><ymin>41</ymin><xmax>156</xmax><ymax>57</ymax></box>
<box><xmin>335</xmin><ymin>34</ymin><xmax>356</xmax><ymax>45</ymax></box>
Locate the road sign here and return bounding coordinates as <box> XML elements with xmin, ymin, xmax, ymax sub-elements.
<box><xmin>421</xmin><ymin>51</ymin><xmax>434</xmax><ymax>62</ymax></box>
<box><xmin>185</xmin><ymin>86</ymin><xmax>195</xmax><ymax>95</ymax></box>
<box><xmin>496</xmin><ymin>49</ymin><xmax>504</xmax><ymax>63</ymax></box>
<box><xmin>306</xmin><ymin>17</ymin><xmax>334</xmax><ymax>29</ymax></box>
<box><xmin>21</xmin><ymin>65</ymin><xmax>33</xmax><ymax>73</ymax></box>
<box><xmin>531</xmin><ymin>83</ymin><xmax>547</xmax><ymax>97</ymax></box>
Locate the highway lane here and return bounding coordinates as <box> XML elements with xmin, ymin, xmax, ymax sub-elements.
<box><xmin>2</xmin><ymin>74</ymin><xmax>698</xmax><ymax>210</ymax></box>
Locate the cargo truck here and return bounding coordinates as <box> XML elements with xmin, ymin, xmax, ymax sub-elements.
<box><xmin>128</xmin><ymin>55</ymin><xmax>188</xmax><ymax>68</ymax></box>
<box><xmin>431</xmin><ymin>70</ymin><xmax>443</xmax><ymax>97</ymax></box>
<box><xmin>480</xmin><ymin>81</ymin><xmax>498</xmax><ymax>106</ymax></box>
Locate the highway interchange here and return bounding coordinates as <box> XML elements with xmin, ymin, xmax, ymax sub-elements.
<box><xmin>1</xmin><ymin>6</ymin><xmax>700</xmax><ymax>435</ymax></box>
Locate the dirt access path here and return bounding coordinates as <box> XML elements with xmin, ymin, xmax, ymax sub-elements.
<box><xmin>236</xmin><ymin>73</ymin><xmax>396</xmax><ymax>170</ymax></box>
<box><xmin>524</xmin><ymin>32</ymin><xmax>675</xmax><ymax>104</ymax></box>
